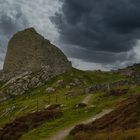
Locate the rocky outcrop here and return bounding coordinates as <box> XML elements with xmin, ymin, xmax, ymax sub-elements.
<box><xmin>0</xmin><ymin>28</ymin><xmax>72</xmax><ymax>102</ymax></box>
<box><xmin>0</xmin><ymin>66</ymin><xmax>50</xmax><ymax>102</ymax></box>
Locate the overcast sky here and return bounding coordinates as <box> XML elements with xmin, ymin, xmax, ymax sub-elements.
<box><xmin>1</xmin><ymin>0</ymin><xmax>140</xmax><ymax>70</ymax></box>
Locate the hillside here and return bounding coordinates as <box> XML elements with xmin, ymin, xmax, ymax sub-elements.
<box><xmin>67</xmin><ymin>64</ymin><xmax>140</xmax><ymax>140</ymax></box>
<box><xmin>0</xmin><ymin>66</ymin><xmax>140</xmax><ymax>139</ymax></box>
<box><xmin>69</xmin><ymin>93</ymin><xmax>140</xmax><ymax>140</ymax></box>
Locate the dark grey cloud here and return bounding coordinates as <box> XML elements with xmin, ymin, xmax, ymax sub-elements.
<box><xmin>0</xmin><ymin>14</ymin><xmax>27</xmax><ymax>36</ymax></box>
<box><xmin>0</xmin><ymin>3</ymin><xmax>29</xmax><ymax>70</ymax></box>
<box><xmin>0</xmin><ymin>0</ymin><xmax>61</xmax><ymax>69</ymax></box>
<box><xmin>0</xmin><ymin>4</ymin><xmax>28</xmax><ymax>48</ymax></box>
<box><xmin>1</xmin><ymin>0</ymin><xmax>140</xmax><ymax>70</ymax></box>
<box><xmin>0</xmin><ymin>0</ymin><xmax>61</xmax><ymax>49</ymax></box>
<box><xmin>52</xmin><ymin>0</ymin><xmax>140</xmax><ymax>66</ymax></box>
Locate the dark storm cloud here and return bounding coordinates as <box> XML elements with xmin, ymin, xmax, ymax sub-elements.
<box><xmin>0</xmin><ymin>0</ymin><xmax>61</xmax><ymax>69</ymax></box>
<box><xmin>63</xmin><ymin>44</ymin><xmax>135</xmax><ymax>64</ymax></box>
<box><xmin>0</xmin><ymin>6</ymin><xmax>28</xmax><ymax>48</ymax></box>
<box><xmin>52</xmin><ymin>0</ymin><xmax>140</xmax><ymax>64</ymax></box>
<box><xmin>0</xmin><ymin>1</ymin><xmax>29</xmax><ymax>67</ymax></box>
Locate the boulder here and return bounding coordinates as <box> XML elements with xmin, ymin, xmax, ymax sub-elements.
<box><xmin>69</xmin><ymin>82</ymin><xmax>77</xmax><ymax>87</ymax></box>
<box><xmin>46</xmin><ymin>104</ymin><xmax>61</xmax><ymax>110</ymax></box>
<box><xmin>46</xmin><ymin>87</ymin><xmax>55</xmax><ymax>93</ymax></box>
<box><xmin>75</xmin><ymin>103</ymin><xmax>87</xmax><ymax>109</ymax></box>
<box><xmin>73</xmin><ymin>78</ymin><xmax>81</xmax><ymax>85</ymax></box>
<box><xmin>57</xmin><ymin>79</ymin><xmax>64</xmax><ymax>84</ymax></box>
<box><xmin>66</xmin><ymin>85</ymin><xmax>71</xmax><ymax>89</ymax></box>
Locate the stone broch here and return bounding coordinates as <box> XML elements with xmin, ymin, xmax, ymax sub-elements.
<box><xmin>0</xmin><ymin>28</ymin><xmax>72</xmax><ymax>102</ymax></box>
<box><xmin>3</xmin><ymin>28</ymin><xmax>71</xmax><ymax>74</ymax></box>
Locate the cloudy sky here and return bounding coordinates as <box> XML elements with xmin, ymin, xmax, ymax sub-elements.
<box><xmin>1</xmin><ymin>0</ymin><xmax>140</xmax><ymax>70</ymax></box>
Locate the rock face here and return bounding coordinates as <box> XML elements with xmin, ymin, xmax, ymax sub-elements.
<box><xmin>3</xmin><ymin>28</ymin><xmax>71</xmax><ymax>75</ymax></box>
<box><xmin>0</xmin><ymin>28</ymin><xmax>72</xmax><ymax>101</ymax></box>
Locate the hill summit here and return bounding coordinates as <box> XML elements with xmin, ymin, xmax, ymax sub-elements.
<box><xmin>3</xmin><ymin>27</ymin><xmax>71</xmax><ymax>74</ymax></box>
<box><xmin>0</xmin><ymin>28</ymin><xmax>71</xmax><ymax>101</ymax></box>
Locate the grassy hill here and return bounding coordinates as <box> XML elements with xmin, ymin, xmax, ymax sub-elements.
<box><xmin>0</xmin><ymin>67</ymin><xmax>140</xmax><ymax>139</ymax></box>
<box><xmin>69</xmin><ymin>93</ymin><xmax>140</xmax><ymax>140</ymax></box>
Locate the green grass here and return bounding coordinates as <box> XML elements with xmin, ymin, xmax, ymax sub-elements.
<box><xmin>20</xmin><ymin>107</ymin><xmax>101</xmax><ymax>140</ymax></box>
<box><xmin>0</xmin><ymin>68</ymin><xmax>132</xmax><ymax>139</ymax></box>
<box><xmin>65</xmin><ymin>86</ymin><xmax>140</xmax><ymax>140</ymax></box>
<box><xmin>21</xmin><ymin>86</ymin><xmax>140</xmax><ymax>140</ymax></box>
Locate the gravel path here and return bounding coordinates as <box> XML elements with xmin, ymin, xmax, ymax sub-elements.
<box><xmin>47</xmin><ymin>109</ymin><xmax>113</xmax><ymax>140</ymax></box>
<box><xmin>81</xmin><ymin>94</ymin><xmax>93</xmax><ymax>104</ymax></box>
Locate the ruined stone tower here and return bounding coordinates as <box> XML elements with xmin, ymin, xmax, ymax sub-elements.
<box><xmin>3</xmin><ymin>28</ymin><xmax>71</xmax><ymax>74</ymax></box>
